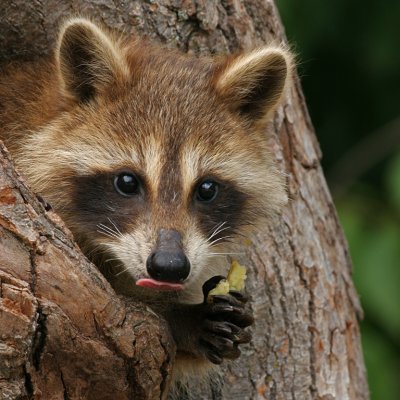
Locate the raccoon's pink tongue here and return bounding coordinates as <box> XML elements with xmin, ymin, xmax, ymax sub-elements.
<box><xmin>136</xmin><ymin>278</ymin><xmax>184</xmax><ymax>291</ymax></box>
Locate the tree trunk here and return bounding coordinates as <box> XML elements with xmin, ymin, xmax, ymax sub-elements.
<box><xmin>0</xmin><ymin>1</ymin><xmax>369</xmax><ymax>399</ymax></box>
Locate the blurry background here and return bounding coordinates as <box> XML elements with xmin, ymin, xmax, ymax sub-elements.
<box><xmin>276</xmin><ymin>0</ymin><xmax>400</xmax><ymax>398</ymax></box>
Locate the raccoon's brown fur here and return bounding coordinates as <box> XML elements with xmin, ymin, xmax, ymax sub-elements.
<box><xmin>0</xmin><ymin>18</ymin><xmax>292</xmax><ymax>396</ymax></box>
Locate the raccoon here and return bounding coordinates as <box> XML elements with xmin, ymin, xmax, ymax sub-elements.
<box><xmin>0</xmin><ymin>18</ymin><xmax>291</xmax><ymax>396</ymax></box>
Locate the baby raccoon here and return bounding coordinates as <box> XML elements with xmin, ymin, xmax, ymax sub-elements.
<box><xmin>0</xmin><ymin>18</ymin><xmax>291</xmax><ymax>395</ymax></box>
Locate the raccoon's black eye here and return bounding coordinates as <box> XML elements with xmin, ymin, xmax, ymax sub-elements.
<box><xmin>196</xmin><ymin>180</ymin><xmax>219</xmax><ymax>202</ymax></box>
<box><xmin>114</xmin><ymin>173</ymin><xmax>140</xmax><ymax>196</ymax></box>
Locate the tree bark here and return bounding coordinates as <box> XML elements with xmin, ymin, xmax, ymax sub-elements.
<box><xmin>0</xmin><ymin>1</ymin><xmax>369</xmax><ymax>400</ymax></box>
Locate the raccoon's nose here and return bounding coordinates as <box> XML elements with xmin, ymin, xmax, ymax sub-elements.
<box><xmin>146</xmin><ymin>229</ymin><xmax>191</xmax><ymax>283</ymax></box>
<box><xmin>146</xmin><ymin>251</ymin><xmax>190</xmax><ymax>283</ymax></box>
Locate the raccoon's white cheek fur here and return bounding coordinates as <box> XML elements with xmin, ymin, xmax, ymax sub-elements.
<box><xmin>102</xmin><ymin>229</ymin><xmax>154</xmax><ymax>281</ymax></box>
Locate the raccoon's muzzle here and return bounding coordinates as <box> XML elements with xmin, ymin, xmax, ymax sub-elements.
<box><xmin>146</xmin><ymin>229</ymin><xmax>191</xmax><ymax>283</ymax></box>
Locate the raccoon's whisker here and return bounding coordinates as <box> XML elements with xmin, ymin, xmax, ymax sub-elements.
<box><xmin>208</xmin><ymin>235</ymin><xmax>233</xmax><ymax>247</ymax></box>
<box><xmin>115</xmin><ymin>266</ymin><xmax>134</xmax><ymax>277</ymax></box>
<box><xmin>97</xmin><ymin>223</ymin><xmax>122</xmax><ymax>240</ymax></box>
<box><xmin>205</xmin><ymin>254</ymin><xmax>233</xmax><ymax>259</ymax></box>
<box><xmin>97</xmin><ymin>224</ymin><xmax>120</xmax><ymax>237</ymax></box>
<box><xmin>107</xmin><ymin>217</ymin><xmax>123</xmax><ymax>236</ymax></box>
<box><xmin>105</xmin><ymin>204</ymin><xmax>116</xmax><ymax>212</ymax></box>
<box><xmin>97</xmin><ymin>224</ymin><xmax>115</xmax><ymax>235</ymax></box>
<box><xmin>96</xmin><ymin>229</ymin><xmax>119</xmax><ymax>240</ymax></box>
<box><xmin>207</xmin><ymin>222</ymin><xmax>226</xmax><ymax>241</ymax></box>
<box><xmin>207</xmin><ymin>252</ymin><xmax>244</xmax><ymax>256</ymax></box>
<box><xmin>215</xmin><ymin>225</ymin><xmax>231</xmax><ymax>235</ymax></box>
<box><xmin>97</xmin><ymin>228</ymin><xmax>115</xmax><ymax>237</ymax></box>
<box><xmin>104</xmin><ymin>257</ymin><xmax>122</xmax><ymax>263</ymax></box>
<box><xmin>207</xmin><ymin>222</ymin><xmax>230</xmax><ymax>242</ymax></box>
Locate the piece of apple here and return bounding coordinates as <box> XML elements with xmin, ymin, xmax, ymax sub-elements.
<box><xmin>208</xmin><ymin>279</ymin><xmax>230</xmax><ymax>298</ymax></box>
<box><xmin>207</xmin><ymin>260</ymin><xmax>247</xmax><ymax>301</ymax></box>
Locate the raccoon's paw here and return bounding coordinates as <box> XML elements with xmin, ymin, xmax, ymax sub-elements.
<box><xmin>199</xmin><ymin>277</ymin><xmax>254</xmax><ymax>364</ymax></box>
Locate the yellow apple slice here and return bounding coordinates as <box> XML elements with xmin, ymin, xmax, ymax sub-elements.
<box><xmin>207</xmin><ymin>260</ymin><xmax>247</xmax><ymax>301</ymax></box>
<box><xmin>227</xmin><ymin>260</ymin><xmax>247</xmax><ymax>291</ymax></box>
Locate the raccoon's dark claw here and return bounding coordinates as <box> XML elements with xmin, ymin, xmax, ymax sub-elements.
<box><xmin>199</xmin><ymin>278</ymin><xmax>254</xmax><ymax>364</ymax></box>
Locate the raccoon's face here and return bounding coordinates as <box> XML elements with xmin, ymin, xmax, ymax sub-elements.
<box><xmin>19</xmin><ymin>19</ymin><xmax>290</xmax><ymax>302</ymax></box>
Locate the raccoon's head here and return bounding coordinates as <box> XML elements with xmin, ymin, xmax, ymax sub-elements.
<box><xmin>20</xmin><ymin>19</ymin><xmax>291</xmax><ymax>302</ymax></box>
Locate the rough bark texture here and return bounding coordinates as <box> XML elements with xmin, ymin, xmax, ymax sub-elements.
<box><xmin>0</xmin><ymin>1</ymin><xmax>369</xmax><ymax>400</ymax></box>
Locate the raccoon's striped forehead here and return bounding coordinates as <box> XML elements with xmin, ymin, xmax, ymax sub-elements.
<box><xmin>55</xmin><ymin>112</ymin><xmax>269</xmax><ymax>199</ymax></box>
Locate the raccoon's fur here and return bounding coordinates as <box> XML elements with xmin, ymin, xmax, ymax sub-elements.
<box><xmin>0</xmin><ymin>18</ymin><xmax>291</xmax><ymax>397</ymax></box>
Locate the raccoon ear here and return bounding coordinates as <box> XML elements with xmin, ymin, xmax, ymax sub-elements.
<box><xmin>57</xmin><ymin>18</ymin><xmax>129</xmax><ymax>102</ymax></box>
<box><xmin>214</xmin><ymin>47</ymin><xmax>291</xmax><ymax>125</ymax></box>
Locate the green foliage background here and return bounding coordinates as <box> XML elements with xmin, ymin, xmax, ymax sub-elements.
<box><xmin>277</xmin><ymin>1</ymin><xmax>400</xmax><ymax>398</ymax></box>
